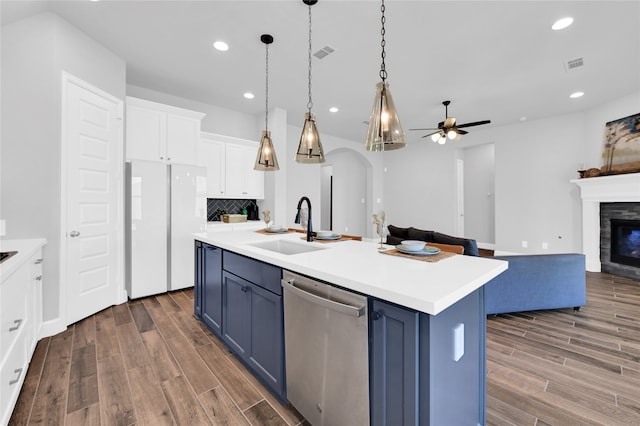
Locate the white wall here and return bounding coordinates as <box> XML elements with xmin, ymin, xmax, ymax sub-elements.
<box><xmin>383</xmin><ymin>91</ymin><xmax>640</xmax><ymax>254</ymax></box>
<box><xmin>384</xmin><ymin>140</ymin><xmax>459</xmax><ymax>234</ymax></box>
<box><xmin>1</xmin><ymin>12</ymin><xmax>126</xmax><ymax>322</ymax></box>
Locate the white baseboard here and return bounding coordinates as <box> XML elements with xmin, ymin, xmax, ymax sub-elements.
<box><xmin>39</xmin><ymin>317</ymin><xmax>67</xmax><ymax>339</ymax></box>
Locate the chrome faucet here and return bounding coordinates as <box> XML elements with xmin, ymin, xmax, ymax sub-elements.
<box><xmin>295</xmin><ymin>196</ymin><xmax>313</xmax><ymax>242</ymax></box>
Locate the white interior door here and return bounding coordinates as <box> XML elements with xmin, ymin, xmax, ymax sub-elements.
<box><xmin>63</xmin><ymin>73</ymin><xmax>123</xmax><ymax>325</ymax></box>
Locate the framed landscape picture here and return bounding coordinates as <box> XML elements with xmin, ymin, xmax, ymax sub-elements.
<box><xmin>601</xmin><ymin>112</ymin><xmax>640</xmax><ymax>174</ymax></box>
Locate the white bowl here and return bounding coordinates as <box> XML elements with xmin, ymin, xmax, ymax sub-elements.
<box><xmin>401</xmin><ymin>240</ymin><xmax>426</xmax><ymax>251</ymax></box>
<box><xmin>316</xmin><ymin>230</ymin><xmax>333</xmax><ymax>237</ymax></box>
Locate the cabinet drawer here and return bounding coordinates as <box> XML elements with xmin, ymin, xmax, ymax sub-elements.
<box><xmin>223</xmin><ymin>251</ymin><xmax>281</xmax><ymax>295</ymax></box>
<box><xmin>1</xmin><ymin>268</ymin><xmax>28</xmax><ymax>364</ymax></box>
<box><xmin>0</xmin><ymin>330</ymin><xmax>27</xmax><ymax>425</ymax></box>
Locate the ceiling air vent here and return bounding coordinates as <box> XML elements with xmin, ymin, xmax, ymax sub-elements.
<box><xmin>564</xmin><ymin>57</ymin><xmax>584</xmax><ymax>72</ymax></box>
<box><xmin>313</xmin><ymin>45</ymin><xmax>335</xmax><ymax>60</ymax></box>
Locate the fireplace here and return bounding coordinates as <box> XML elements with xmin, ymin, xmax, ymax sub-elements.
<box><xmin>610</xmin><ymin>219</ymin><xmax>640</xmax><ymax>267</ymax></box>
<box><xmin>600</xmin><ymin>202</ymin><xmax>640</xmax><ymax>280</ymax></box>
<box><xmin>573</xmin><ymin>173</ymin><xmax>640</xmax><ymax>279</ymax></box>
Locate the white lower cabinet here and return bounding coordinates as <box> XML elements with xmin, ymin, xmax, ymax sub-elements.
<box><xmin>1</xmin><ymin>248</ymin><xmax>43</xmax><ymax>425</ymax></box>
<box><xmin>198</xmin><ymin>132</ymin><xmax>264</xmax><ymax>199</ymax></box>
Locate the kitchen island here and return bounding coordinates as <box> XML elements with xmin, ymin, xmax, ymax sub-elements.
<box><xmin>194</xmin><ymin>230</ymin><xmax>507</xmax><ymax>426</ymax></box>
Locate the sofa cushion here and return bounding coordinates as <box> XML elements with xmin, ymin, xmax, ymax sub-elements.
<box><xmin>432</xmin><ymin>232</ymin><xmax>479</xmax><ymax>256</ymax></box>
<box><xmin>407</xmin><ymin>227</ymin><xmax>435</xmax><ymax>243</ymax></box>
<box><xmin>386</xmin><ymin>224</ymin><xmax>410</xmax><ymax>245</ymax></box>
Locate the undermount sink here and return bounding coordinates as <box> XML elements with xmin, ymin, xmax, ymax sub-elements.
<box><xmin>249</xmin><ymin>240</ymin><xmax>326</xmax><ymax>255</ymax></box>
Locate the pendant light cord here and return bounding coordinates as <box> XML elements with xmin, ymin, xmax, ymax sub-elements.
<box><xmin>307</xmin><ymin>2</ymin><xmax>313</xmax><ymax>113</ymax></box>
<box><xmin>379</xmin><ymin>0</ymin><xmax>387</xmax><ymax>82</ymax></box>
<box><xmin>265</xmin><ymin>41</ymin><xmax>269</xmax><ymax>131</ymax></box>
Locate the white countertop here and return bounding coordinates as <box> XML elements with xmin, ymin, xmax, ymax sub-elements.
<box><xmin>194</xmin><ymin>230</ymin><xmax>508</xmax><ymax>315</ymax></box>
<box><xmin>0</xmin><ymin>238</ymin><xmax>47</xmax><ymax>282</ymax></box>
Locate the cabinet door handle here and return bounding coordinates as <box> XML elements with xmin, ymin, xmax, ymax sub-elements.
<box><xmin>9</xmin><ymin>319</ymin><xmax>23</xmax><ymax>332</ymax></box>
<box><xmin>371</xmin><ymin>311</ymin><xmax>381</xmax><ymax>321</ymax></box>
<box><xmin>241</xmin><ymin>286</ymin><xmax>250</xmax><ymax>293</ymax></box>
<box><xmin>160</xmin><ymin>156</ymin><xmax>164</xmax><ymax>160</ymax></box>
<box><xmin>167</xmin><ymin>157</ymin><xmax>171</xmax><ymax>161</ymax></box>
<box><xmin>69</xmin><ymin>230</ymin><xmax>80</xmax><ymax>237</ymax></box>
<box><xmin>35</xmin><ymin>275</ymin><xmax>43</xmax><ymax>281</ymax></box>
<box><xmin>34</xmin><ymin>258</ymin><xmax>43</xmax><ymax>264</ymax></box>
<box><xmin>9</xmin><ymin>368</ymin><xmax>23</xmax><ymax>385</ymax></box>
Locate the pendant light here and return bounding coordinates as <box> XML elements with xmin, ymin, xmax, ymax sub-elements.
<box><xmin>295</xmin><ymin>0</ymin><xmax>325</xmax><ymax>164</ymax></box>
<box><xmin>254</xmin><ymin>34</ymin><xmax>280</xmax><ymax>171</ymax></box>
<box><xmin>364</xmin><ymin>0</ymin><xmax>406</xmax><ymax>152</ymax></box>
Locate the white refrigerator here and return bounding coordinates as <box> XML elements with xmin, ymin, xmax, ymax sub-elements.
<box><xmin>126</xmin><ymin>160</ymin><xmax>207</xmax><ymax>298</ymax></box>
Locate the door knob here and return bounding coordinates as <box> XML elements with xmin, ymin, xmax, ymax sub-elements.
<box><xmin>69</xmin><ymin>231</ymin><xmax>80</xmax><ymax>237</ymax></box>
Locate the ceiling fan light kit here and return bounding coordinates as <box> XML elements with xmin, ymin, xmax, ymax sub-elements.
<box><xmin>410</xmin><ymin>100</ymin><xmax>491</xmax><ymax>144</ymax></box>
<box><xmin>255</xmin><ymin>34</ymin><xmax>280</xmax><ymax>171</ymax></box>
<box><xmin>365</xmin><ymin>0</ymin><xmax>406</xmax><ymax>152</ymax></box>
<box><xmin>295</xmin><ymin>0</ymin><xmax>326</xmax><ymax>164</ymax></box>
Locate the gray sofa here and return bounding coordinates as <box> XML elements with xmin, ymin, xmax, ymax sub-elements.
<box><xmin>386</xmin><ymin>225</ymin><xmax>587</xmax><ymax>314</ymax></box>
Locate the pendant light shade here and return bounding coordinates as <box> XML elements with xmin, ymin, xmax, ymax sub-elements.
<box><xmin>295</xmin><ymin>0</ymin><xmax>325</xmax><ymax>164</ymax></box>
<box><xmin>254</xmin><ymin>34</ymin><xmax>280</xmax><ymax>171</ymax></box>
<box><xmin>255</xmin><ymin>130</ymin><xmax>279</xmax><ymax>170</ymax></box>
<box><xmin>295</xmin><ymin>112</ymin><xmax>324</xmax><ymax>163</ymax></box>
<box><xmin>364</xmin><ymin>0</ymin><xmax>406</xmax><ymax>152</ymax></box>
<box><xmin>365</xmin><ymin>81</ymin><xmax>406</xmax><ymax>152</ymax></box>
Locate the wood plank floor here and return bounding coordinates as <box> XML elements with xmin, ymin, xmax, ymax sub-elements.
<box><xmin>487</xmin><ymin>272</ymin><xmax>640</xmax><ymax>426</ymax></box>
<box><xmin>9</xmin><ymin>272</ymin><xmax>640</xmax><ymax>425</ymax></box>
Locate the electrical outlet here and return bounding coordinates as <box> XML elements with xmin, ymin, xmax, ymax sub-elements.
<box><xmin>542</xmin><ymin>242</ymin><xmax>549</xmax><ymax>249</ymax></box>
<box><xmin>453</xmin><ymin>323</ymin><xmax>464</xmax><ymax>362</ymax></box>
<box><xmin>522</xmin><ymin>240</ymin><xmax>528</xmax><ymax>248</ymax></box>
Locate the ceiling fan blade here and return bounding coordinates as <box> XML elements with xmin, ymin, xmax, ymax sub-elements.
<box><xmin>456</xmin><ymin>120</ymin><xmax>491</xmax><ymax>129</ymax></box>
<box><xmin>457</xmin><ymin>129</ymin><xmax>468</xmax><ymax>135</ymax></box>
<box><xmin>444</xmin><ymin>117</ymin><xmax>456</xmax><ymax>128</ymax></box>
<box><xmin>409</xmin><ymin>127</ymin><xmax>439</xmax><ymax>131</ymax></box>
<box><xmin>421</xmin><ymin>131</ymin><xmax>441</xmax><ymax>138</ymax></box>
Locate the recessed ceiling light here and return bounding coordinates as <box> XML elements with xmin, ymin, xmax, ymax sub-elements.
<box><xmin>243</xmin><ymin>92</ymin><xmax>255</xmax><ymax>99</ymax></box>
<box><xmin>213</xmin><ymin>41</ymin><xmax>229</xmax><ymax>51</ymax></box>
<box><xmin>520</xmin><ymin>116</ymin><xmax>527</xmax><ymax>122</ymax></box>
<box><xmin>552</xmin><ymin>17</ymin><xmax>574</xmax><ymax>31</ymax></box>
<box><xmin>570</xmin><ymin>91</ymin><xmax>584</xmax><ymax>98</ymax></box>
<box><xmin>329</xmin><ymin>107</ymin><xmax>339</xmax><ymax>113</ymax></box>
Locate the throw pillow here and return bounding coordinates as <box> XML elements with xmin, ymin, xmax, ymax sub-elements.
<box><xmin>432</xmin><ymin>232</ymin><xmax>479</xmax><ymax>256</ymax></box>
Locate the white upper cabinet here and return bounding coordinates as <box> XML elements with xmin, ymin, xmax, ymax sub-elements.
<box><xmin>198</xmin><ymin>132</ymin><xmax>264</xmax><ymax>199</ymax></box>
<box><xmin>126</xmin><ymin>96</ymin><xmax>205</xmax><ymax>164</ymax></box>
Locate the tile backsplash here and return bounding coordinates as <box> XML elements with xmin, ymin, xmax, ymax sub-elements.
<box><xmin>207</xmin><ymin>199</ymin><xmax>258</xmax><ymax>221</ymax></box>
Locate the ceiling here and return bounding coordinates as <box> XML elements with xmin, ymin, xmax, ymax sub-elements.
<box><xmin>2</xmin><ymin>1</ymin><xmax>639</xmax><ymax>144</ymax></box>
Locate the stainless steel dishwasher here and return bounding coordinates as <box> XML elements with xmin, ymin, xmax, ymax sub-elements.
<box><xmin>282</xmin><ymin>270</ymin><xmax>369</xmax><ymax>426</ymax></box>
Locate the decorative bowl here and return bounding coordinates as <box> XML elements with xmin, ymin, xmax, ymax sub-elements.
<box><xmin>316</xmin><ymin>230</ymin><xmax>333</xmax><ymax>238</ymax></box>
<box><xmin>400</xmin><ymin>240</ymin><xmax>426</xmax><ymax>252</ymax></box>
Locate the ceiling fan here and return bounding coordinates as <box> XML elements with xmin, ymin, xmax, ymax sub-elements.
<box><xmin>410</xmin><ymin>100</ymin><xmax>491</xmax><ymax>144</ymax></box>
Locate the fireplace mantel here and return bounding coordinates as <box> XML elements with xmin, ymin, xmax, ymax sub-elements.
<box><xmin>572</xmin><ymin>173</ymin><xmax>640</xmax><ymax>271</ymax></box>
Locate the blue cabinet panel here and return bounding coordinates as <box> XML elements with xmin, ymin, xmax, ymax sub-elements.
<box><xmin>370</xmin><ymin>299</ymin><xmax>419</xmax><ymax>426</ymax></box>
<box><xmin>202</xmin><ymin>244</ymin><xmax>222</xmax><ymax>335</ymax></box>
<box><xmin>419</xmin><ymin>287</ymin><xmax>485</xmax><ymax>426</ymax></box>
<box><xmin>371</xmin><ymin>288</ymin><xmax>485</xmax><ymax>426</ymax></box>
<box><xmin>222</xmin><ymin>271</ymin><xmax>250</xmax><ymax>357</ymax></box>
<box><xmin>247</xmin><ymin>282</ymin><xmax>285</xmax><ymax>396</ymax></box>
<box><xmin>194</xmin><ymin>241</ymin><xmax>203</xmax><ymax>318</ymax></box>
<box><xmin>223</xmin><ymin>251</ymin><xmax>282</xmax><ymax>295</ymax></box>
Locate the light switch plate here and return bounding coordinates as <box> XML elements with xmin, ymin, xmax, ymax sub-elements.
<box><xmin>453</xmin><ymin>323</ymin><xmax>464</xmax><ymax>362</ymax></box>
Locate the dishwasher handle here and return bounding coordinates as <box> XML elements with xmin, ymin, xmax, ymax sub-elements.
<box><xmin>282</xmin><ymin>279</ymin><xmax>366</xmax><ymax>318</ymax></box>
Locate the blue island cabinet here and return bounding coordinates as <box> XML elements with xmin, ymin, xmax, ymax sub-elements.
<box><xmin>195</xmin><ymin>242</ymin><xmax>286</xmax><ymax>400</ymax></box>
<box><xmin>221</xmin><ymin>252</ymin><xmax>286</xmax><ymax>399</ymax></box>
<box><xmin>371</xmin><ymin>287</ymin><xmax>486</xmax><ymax>426</ymax></box>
